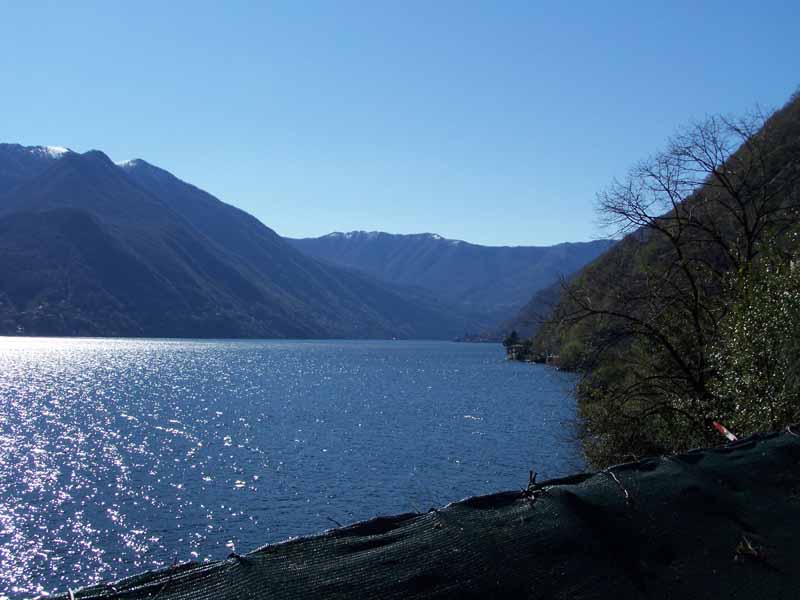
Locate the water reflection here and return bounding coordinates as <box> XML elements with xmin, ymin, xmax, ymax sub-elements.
<box><xmin>0</xmin><ymin>337</ymin><xmax>583</xmax><ymax>597</ymax></box>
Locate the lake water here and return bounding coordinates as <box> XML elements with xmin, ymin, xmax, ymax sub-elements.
<box><xmin>0</xmin><ymin>338</ymin><xmax>584</xmax><ymax>598</ymax></box>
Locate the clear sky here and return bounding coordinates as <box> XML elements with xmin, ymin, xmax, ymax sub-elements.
<box><xmin>1</xmin><ymin>1</ymin><xmax>797</xmax><ymax>246</ymax></box>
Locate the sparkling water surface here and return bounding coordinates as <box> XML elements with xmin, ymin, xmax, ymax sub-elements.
<box><xmin>0</xmin><ymin>337</ymin><xmax>584</xmax><ymax>598</ymax></box>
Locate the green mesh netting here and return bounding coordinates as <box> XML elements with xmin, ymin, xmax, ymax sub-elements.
<box><xmin>51</xmin><ymin>429</ymin><xmax>800</xmax><ymax>599</ymax></box>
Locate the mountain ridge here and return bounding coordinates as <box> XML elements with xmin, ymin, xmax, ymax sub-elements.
<box><xmin>288</xmin><ymin>230</ymin><xmax>614</xmax><ymax>329</ymax></box>
<box><xmin>0</xmin><ymin>144</ymin><xmax>470</xmax><ymax>339</ymax></box>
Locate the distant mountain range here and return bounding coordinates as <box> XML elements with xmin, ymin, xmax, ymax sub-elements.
<box><xmin>288</xmin><ymin>231</ymin><xmax>613</xmax><ymax>331</ymax></box>
<box><xmin>0</xmin><ymin>144</ymin><xmax>469</xmax><ymax>339</ymax></box>
<box><xmin>0</xmin><ymin>143</ymin><xmax>612</xmax><ymax>340</ymax></box>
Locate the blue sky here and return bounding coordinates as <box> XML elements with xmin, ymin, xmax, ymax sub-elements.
<box><xmin>1</xmin><ymin>1</ymin><xmax>797</xmax><ymax>246</ymax></box>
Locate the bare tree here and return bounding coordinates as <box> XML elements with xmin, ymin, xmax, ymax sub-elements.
<box><xmin>547</xmin><ymin>101</ymin><xmax>800</xmax><ymax>464</ymax></box>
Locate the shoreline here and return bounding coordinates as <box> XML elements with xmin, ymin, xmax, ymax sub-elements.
<box><xmin>48</xmin><ymin>429</ymin><xmax>800</xmax><ymax>599</ymax></box>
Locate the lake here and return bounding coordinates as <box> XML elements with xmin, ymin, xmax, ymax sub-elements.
<box><xmin>0</xmin><ymin>338</ymin><xmax>584</xmax><ymax>598</ymax></box>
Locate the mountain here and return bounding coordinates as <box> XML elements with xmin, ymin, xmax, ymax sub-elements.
<box><xmin>0</xmin><ymin>144</ymin><xmax>468</xmax><ymax>339</ymax></box>
<box><xmin>523</xmin><ymin>92</ymin><xmax>800</xmax><ymax>466</ymax></box>
<box><xmin>499</xmin><ymin>279</ymin><xmax>565</xmax><ymax>339</ymax></box>
<box><xmin>287</xmin><ymin>231</ymin><xmax>613</xmax><ymax>329</ymax></box>
<box><xmin>0</xmin><ymin>144</ymin><xmax>71</xmax><ymax>194</ymax></box>
<box><xmin>532</xmin><ymin>93</ymin><xmax>800</xmax><ymax>367</ymax></box>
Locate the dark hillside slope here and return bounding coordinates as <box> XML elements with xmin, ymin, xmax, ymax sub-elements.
<box><xmin>118</xmin><ymin>159</ymin><xmax>468</xmax><ymax>337</ymax></box>
<box><xmin>0</xmin><ymin>148</ymin><xmax>467</xmax><ymax>338</ymax></box>
<box><xmin>501</xmin><ymin>278</ymin><xmax>565</xmax><ymax>339</ymax></box>
<box><xmin>533</xmin><ymin>94</ymin><xmax>800</xmax><ymax>368</ymax></box>
<box><xmin>289</xmin><ymin>231</ymin><xmax>613</xmax><ymax>326</ymax></box>
<box><xmin>528</xmin><ymin>92</ymin><xmax>800</xmax><ymax>465</ymax></box>
<box><xmin>0</xmin><ymin>208</ymin><xmax>185</xmax><ymax>336</ymax></box>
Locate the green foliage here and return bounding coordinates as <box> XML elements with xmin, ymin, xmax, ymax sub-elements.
<box><xmin>711</xmin><ymin>255</ymin><xmax>800</xmax><ymax>433</ymax></box>
<box><xmin>520</xmin><ymin>337</ymin><xmax>534</xmax><ymax>355</ymax></box>
<box><xmin>503</xmin><ymin>330</ymin><xmax>520</xmax><ymax>348</ymax></box>
<box><xmin>534</xmin><ymin>94</ymin><xmax>800</xmax><ymax>467</ymax></box>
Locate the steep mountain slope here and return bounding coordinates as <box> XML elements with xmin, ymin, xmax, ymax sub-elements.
<box><xmin>524</xmin><ymin>92</ymin><xmax>800</xmax><ymax>466</ymax></box>
<box><xmin>288</xmin><ymin>231</ymin><xmax>613</xmax><ymax>327</ymax></box>
<box><xmin>532</xmin><ymin>94</ymin><xmax>800</xmax><ymax>366</ymax></box>
<box><xmin>500</xmin><ymin>278</ymin><xmax>565</xmax><ymax>339</ymax></box>
<box><xmin>0</xmin><ymin>146</ymin><xmax>468</xmax><ymax>339</ymax></box>
<box><xmin>0</xmin><ymin>144</ymin><xmax>71</xmax><ymax>194</ymax></box>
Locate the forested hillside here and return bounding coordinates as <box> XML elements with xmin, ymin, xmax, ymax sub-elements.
<box><xmin>528</xmin><ymin>92</ymin><xmax>800</xmax><ymax>465</ymax></box>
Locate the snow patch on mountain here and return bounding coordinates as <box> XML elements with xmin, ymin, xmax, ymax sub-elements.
<box><xmin>29</xmin><ymin>145</ymin><xmax>71</xmax><ymax>159</ymax></box>
<box><xmin>116</xmin><ymin>159</ymin><xmax>141</xmax><ymax>169</ymax></box>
